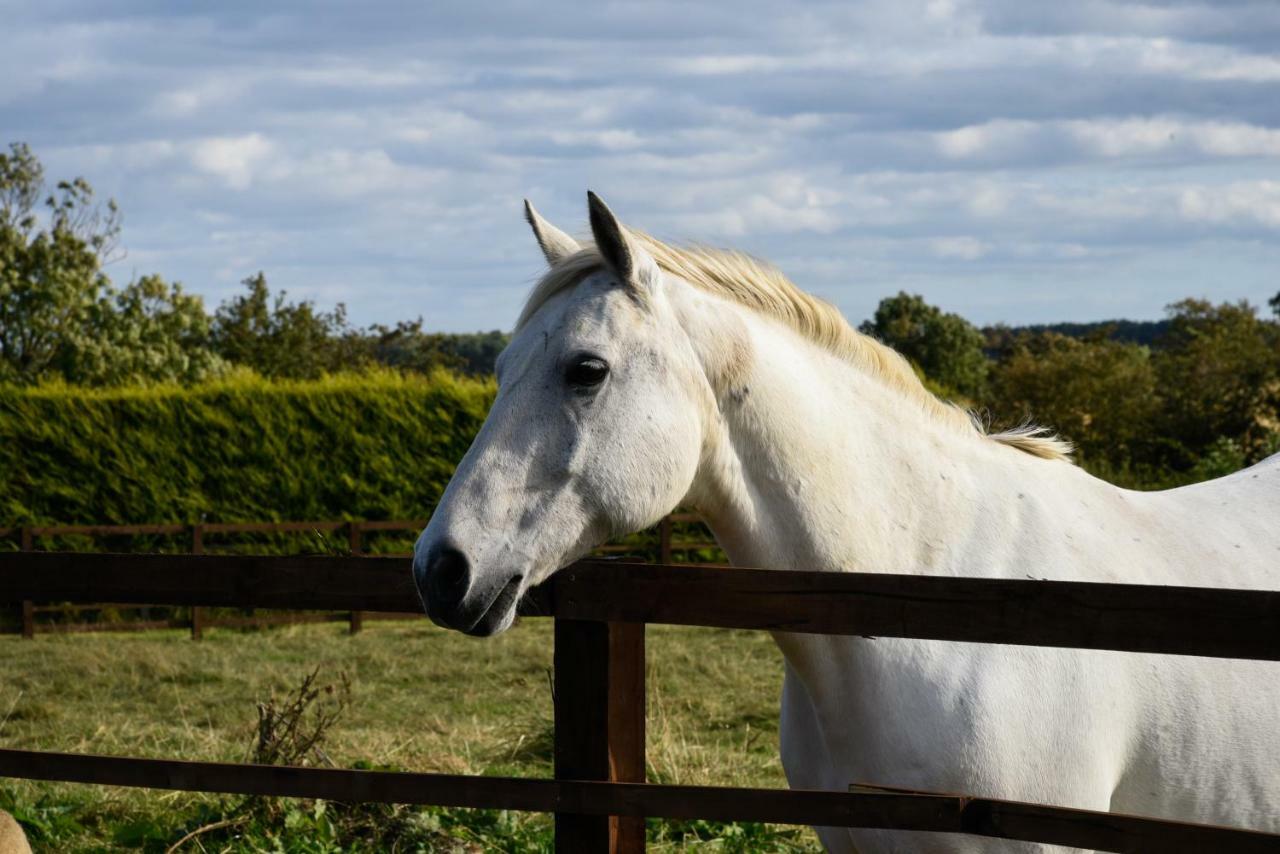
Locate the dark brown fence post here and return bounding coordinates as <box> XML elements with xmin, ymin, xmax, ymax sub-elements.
<box><xmin>348</xmin><ymin>522</ymin><xmax>363</xmax><ymax>635</ymax></box>
<box><xmin>190</xmin><ymin>524</ymin><xmax>205</xmax><ymax>640</ymax></box>
<box><xmin>607</xmin><ymin>622</ymin><xmax>646</xmax><ymax>853</ymax></box>
<box><xmin>19</xmin><ymin>526</ymin><xmax>34</xmax><ymax>639</ymax></box>
<box><xmin>554</xmin><ymin>618</ymin><xmax>646</xmax><ymax>853</ymax></box>
<box><xmin>658</xmin><ymin>517</ymin><xmax>673</xmax><ymax>565</ymax></box>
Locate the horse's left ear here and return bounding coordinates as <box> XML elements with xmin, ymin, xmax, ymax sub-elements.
<box><xmin>587</xmin><ymin>191</ymin><xmax>660</xmax><ymax>292</ymax></box>
<box><xmin>524</xmin><ymin>200</ymin><xmax>581</xmax><ymax>266</ymax></box>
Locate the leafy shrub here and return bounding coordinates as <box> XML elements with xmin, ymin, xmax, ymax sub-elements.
<box><xmin>0</xmin><ymin>369</ymin><xmax>494</xmax><ymax>526</ymax></box>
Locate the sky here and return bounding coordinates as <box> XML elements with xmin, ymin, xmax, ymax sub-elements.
<box><xmin>3</xmin><ymin>0</ymin><xmax>1279</xmax><ymax>332</ymax></box>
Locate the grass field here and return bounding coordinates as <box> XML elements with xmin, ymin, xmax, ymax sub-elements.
<box><xmin>0</xmin><ymin>617</ymin><xmax>822</xmax><ymax>852</ymax></box>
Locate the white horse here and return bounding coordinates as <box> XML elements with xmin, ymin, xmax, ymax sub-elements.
<box><xmin>413</xmin><ymin>192</ymin><xmax>1280</xmax><ymax>852</ymax></box>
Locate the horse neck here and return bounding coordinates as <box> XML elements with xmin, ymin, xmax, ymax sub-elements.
<box><xmin>681</xmin><ymin>303</ymin><xmax>1070</xmax><ymax>576</ymax></box>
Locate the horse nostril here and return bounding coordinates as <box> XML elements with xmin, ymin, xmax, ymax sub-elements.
<box><xmin>426</xmin><ymin>544</ymin><xmax>471</xmax><ymax>604</ymax></box>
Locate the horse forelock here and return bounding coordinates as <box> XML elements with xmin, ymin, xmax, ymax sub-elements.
<box><xmin>517</xmin><ymin>230</ymin><xmax>1073</xmax><ymax>463</ymax></box>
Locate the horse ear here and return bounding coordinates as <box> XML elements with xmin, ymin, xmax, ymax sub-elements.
<box><xmin>524</xmin><ymin>200</ymin><xmax>581</xmax><ymax>266</ymax></box>
<box><xmin>586</xmin><ymin>191</ymin><xmax>659</xmax><ymax>291</ymax></box>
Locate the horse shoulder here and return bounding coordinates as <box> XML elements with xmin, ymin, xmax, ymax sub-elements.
<box><xmin>779</xmin><ymin>634</ymin><xmax>1134</xmax><ymax>808</ymax></box>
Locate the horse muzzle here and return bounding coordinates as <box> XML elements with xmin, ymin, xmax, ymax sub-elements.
<box><xmin>413</xmin><ymin>540</ymin><xmax>523</xmax><ymax>636</ymax></box>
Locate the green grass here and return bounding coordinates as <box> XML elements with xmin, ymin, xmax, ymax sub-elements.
<box><xmin>0</xmin><ymin>619</ymin><xmax>821</xmax><ymax>852</ymax></box>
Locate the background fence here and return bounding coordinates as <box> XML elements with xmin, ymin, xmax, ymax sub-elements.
<box><xmin>1</xmin><ymin>551</ymin><xmax>1278</xmax><ymax>852</ymax></box>
<box><xmin>0</xmin><ymin>513</ymin><xmax>719</xmax><ymax>638</ymax></box>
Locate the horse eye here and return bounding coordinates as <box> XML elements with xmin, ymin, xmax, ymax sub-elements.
<box><xmin>566</xmin><ymin>357</ymin><xmax>609</xmax><ymax>388</ymax></box>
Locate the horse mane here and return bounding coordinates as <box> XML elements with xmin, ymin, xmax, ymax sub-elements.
<box><xmin>518</xmin><ymin>231</ymin><xmax>1073</xmax><ymax>463</ymax></box>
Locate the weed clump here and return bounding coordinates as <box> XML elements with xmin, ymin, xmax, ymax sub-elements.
<box><xmin>252</xmin><ymin>667</ymin><xmax>350</xmax><ymax>770</ymax></box>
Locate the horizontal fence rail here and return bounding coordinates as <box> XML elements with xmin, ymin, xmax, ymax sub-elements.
<box><xmin>3</xmin><ymin>553</ymin><xmax>1278</xmax><ymax>659</ymax></box>
<box><xmin>0</xmin><ymin>516</ymin><xmax>720</xmax><ymax>638</ymax></box>
<box><xmin>0</xmin><ymin>520</ymin><xmax>422</xmax><ymax>539</ymax></box>
<box><xmin>0</xmin><ymin>749</ymin><xmax>1275</xmax><ymax>854</ymax></box>
<box><xmin>1</xmin><ymin>553</ymin><xmax>416</xmax><ymax>612</ymax></box>
<box><xmin>552</xmin><ymin>561</ymin><xmax>1280</xmax><ymax>660</ymax></box>
<box><xmin>0</xmin><ymin>519</ymin><xmax>432</xmax><ymax>638</ymax></box>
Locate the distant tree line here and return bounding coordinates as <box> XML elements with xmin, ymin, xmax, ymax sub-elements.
<box><xmin>4</xmin><ymin>142</ymin><xmax>1278</xmax><ymax>488</ymax></box>
<box><xmin>987</xmin><ymin>318</ymin><xmax>1172</xmax><ymax>349</ymax></box>
<box><xmin>863</xmin><ymin>292</ymin><xmax>1280</xmax><ymax>487</ymax></box>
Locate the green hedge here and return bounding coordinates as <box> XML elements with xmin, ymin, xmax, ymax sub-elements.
<box><xmin>0</xmin><ymin>370</ymin><xmax>495</xmax><ymax>526</ymax></box>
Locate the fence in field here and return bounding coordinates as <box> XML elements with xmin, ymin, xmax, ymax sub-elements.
<box><xmin>1</xmin><ymin>552</ymin><xmax>1278</xmax><ymax>852</ymax></box>
<box><xmin>0</xmin><ymin>514</ymin><xmax>716</xmax><ymax>638</ymax></box>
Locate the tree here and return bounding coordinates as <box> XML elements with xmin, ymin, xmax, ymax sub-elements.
<box><xmin>1152</xmin><ymin>298</ymin><xmax>1280</xmax><ymax>466</ymax></box>
<box><xmin>860</xmin><ymin>292</ymin><xmax>989</xmax><ymax>398</ymax></box>
<box><xmin>358</xmin><ymin>319</ymin><xmax>461</xmax><ymax>374</ymax></box>
<box><xmin>210</xmin><ymin>277</ymin><xmax>488</xmax><ymax>378</ymax></box>
<box><xmin>0</xmin><ymin>142</ymin><xmax>218</xmax><ymax>385</ymax></box>
<box><xmin>72</xmin><ymin>275</ymin><xmax>223</xmax><ymax>386</ymax></box>
<box><xmin>1269</xmin><ymin>290</ymin><xmax>1279</xmax><ymax>319</ymax></box>
<box><xmin>984</xmin><ymin>331</ymin><xmax>1160</xmax><ymax>477</ymax></box>
<box><xmin>211</xmin><ymin>273</ymin><xmax>358</xmax><ymax>379</ymax></box>
<box><xmin>438</xmin><ymin>330</ymin><xmax>510</xmax><ymax>375</ymax></box>
<box><xmin>0</xmin><ymin>142</ymin><xmax>115</xmax><ymax>382</ymax></box>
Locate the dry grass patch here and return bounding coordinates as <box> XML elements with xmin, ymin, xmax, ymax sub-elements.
<box><xmin>0</xmin><ymin>619</ymin><xmax>818</xmax><ymax>851</ymax></box>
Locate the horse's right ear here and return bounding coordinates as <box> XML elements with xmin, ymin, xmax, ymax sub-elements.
<box><xmin>524</xmin><ymin>200</ymin><xmax>581</xmax><ymax>266</ymax></box>
<box><xmin>586</xmin><ymin>191</ymin><xmax>660</xmax><ymax>291</ymax></box>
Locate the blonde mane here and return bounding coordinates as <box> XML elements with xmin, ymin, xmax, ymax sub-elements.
<box><xmin>518</xmin><ymin>232</ymin><xmax>1072</xmax><ymax>462</ymax></box>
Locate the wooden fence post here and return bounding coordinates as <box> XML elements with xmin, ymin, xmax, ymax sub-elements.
<box><xmin>190</xmin><ymin>524</ymin><xmax>205</xmax><ymax>640</ymax></box>
<box><xmin>658</xmin><ymin>517</ymin><xmax>673</xmax><ymax>565</ymax></box>
<box><xmin>348</xmin><ymin>522</ymin><xmax>363</xmax><ymax>635</ymax></box>
<box><xmin>19</xmin><ymin>526</ymin><xmax>34</xmax><ymax>639</ymax></box>
<box><xmin>554</xmin><ymin>618</ymin><xmax>646</xmax><ymax>853</ymax></box>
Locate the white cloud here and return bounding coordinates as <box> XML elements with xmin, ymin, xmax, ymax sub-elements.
<box><xmin>936</xmin><ymin>120</ymin><xmax>1040</xmax><ymax>159</ymax></box>
<box><xmin>968</xmin><ymin>185</ymin><xmax>1012</xmax><ymax>217</ymax></box>
<box><xmin>1179</xmin><ymin>182</ymin><xmax>1280</xmax><ymax>229</ymax></box>
<box><xmin>1065</xmin><ymin>117</ymin><xmax>1181</xmax><ymax>157</ymax></box>
<box><xmin>189</xmin><ymin>134</ymin><xmax>274</xmax><ymax>190</ymax></box>
<box><xmin>931</xmin><ymin>236</ymin><xmax>990</xmax><ymax>260</ymax></box>
<box><xmin>1067</xmin><ymin>118</ymin><xmax>1280</xmax><ymax>158</ymax></box>
<box><xmin>152</xmin><ymin>77</ymin><xmax>252</xmax><ymax>118</ymax></box>
<box><xmin>265</xmin><ymin>147</ymin><xmax>448</xmax><ymax>199</ymax></box>
<box><xmin>1136</xmin><ymin>38</ymin><xmax>1280</xmax><ymax>82</ymax></box>
<box><xmin>1193</xmin><ymin>123</ymin><xmax>1280</xmax><ymax>158</ymax></box>
<box><xmin>547</xmin><ymin>128</ymin><xmax>646</xmax><ymax>151</ymax></box>
<box><xmin>937</xmin><ymin>117</ymin><xmax>1280</xmax><ymax>163</ymax></box>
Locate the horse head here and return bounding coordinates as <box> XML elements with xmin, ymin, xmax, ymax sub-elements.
<box><xmin>412</xmin><ymin>193</ymin><xmax>713</xmax><ymax>635</ymax></box>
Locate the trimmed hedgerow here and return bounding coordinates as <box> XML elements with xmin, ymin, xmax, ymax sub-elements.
<box><xmin>0</xmin><ymin>369</ymin><xmax>495</xmax><ymax>526</ymax></box>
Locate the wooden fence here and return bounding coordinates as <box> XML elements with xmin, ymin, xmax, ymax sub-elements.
<box><xmin>1</xmin><ymin>552</ymin><xmax>1278</xmax><ymax>852</ymax></box>
<box><xmin>0</xmin><ymin>515</ymin><xmax>714</xmax><ymax>638</ymax></box>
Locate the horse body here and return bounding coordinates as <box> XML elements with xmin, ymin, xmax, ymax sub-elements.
<box><xmin>682</xmin><ymin>301</ymin><xmax>1280</xmax><ymax>851</ymax></box>
<box><xmin>413</xmin><ymin>194</ymin><xmax>1280</xmax><ymax>852</ymax></box>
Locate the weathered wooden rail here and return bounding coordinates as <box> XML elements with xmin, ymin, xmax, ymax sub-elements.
<box><xmin>1</xmin><ymin>552</ymin><xmax>1278</xmax><ymax>852</ymax></box>
<box><xmin>0</xmin><ymin>514</ymin><xmax>714</xmax><ymax>638</ymax></box>
<box><xmin>0</xmin><ymin>520</ymin><xmax>411</xmax><ymax>637</ymax></box>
